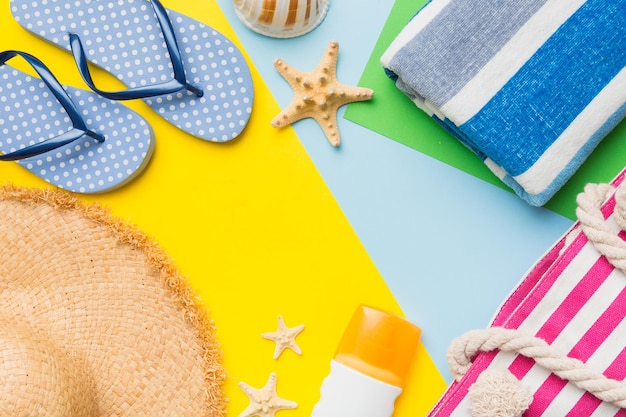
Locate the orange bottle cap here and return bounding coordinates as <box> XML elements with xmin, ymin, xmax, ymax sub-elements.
<box><xmin>334</xmin><ymin>305</ymin><xmax>421</xmax><ymax>389</ymax></box>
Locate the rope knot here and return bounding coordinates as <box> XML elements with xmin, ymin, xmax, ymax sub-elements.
<box><xmin>468</xmin><ymin>368</ymin><xmax>533</xmax><ymax>417</ymax></box>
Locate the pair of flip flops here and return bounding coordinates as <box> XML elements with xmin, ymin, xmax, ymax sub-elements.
<box><xmin>3</xmin><ymin>0</ymin><xmax>254</xmax><ymax>193</ymax></box>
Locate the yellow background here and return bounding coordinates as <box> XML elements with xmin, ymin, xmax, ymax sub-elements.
<box><xmin>0</xmin><ymin>0</ymin><xmax>446</xmax><ymax>415</ymax></box>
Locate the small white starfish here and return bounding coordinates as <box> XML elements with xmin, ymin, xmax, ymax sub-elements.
<box><xmin>238</xmin><ymin>373</ymin><xmax>297</xmax><ymax>417</ymax></box>
<box><xmin>262</xmin><ymin>316</ymin><xmax>304</xmax><ymax>359</ymax></box>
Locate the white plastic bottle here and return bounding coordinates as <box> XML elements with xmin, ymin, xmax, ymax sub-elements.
<box><xmin>311</xmin><ymin>305</ymin><xmax>421</xmax><ymax>417</ymax></box>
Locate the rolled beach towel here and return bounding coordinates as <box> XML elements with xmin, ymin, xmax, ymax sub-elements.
<box><xmin>381</xmin><ymin>0</ymin><xmax>626</xmax><ymax>206</ymax></box>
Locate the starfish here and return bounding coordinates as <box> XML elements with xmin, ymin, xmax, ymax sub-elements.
<box><xmin>262</xmin><ymin>316</ymin><xmax>304</xmax><ymax>359</ymax></box>
<box><xmin>238</xmin><ymin>373</ymin><xmax>298</xmax><ymax>417</ymax></box>
<box><xmin>271</xmin><ymin>40</ymin><xmax>374</xmax><ymax>147</ymax></box>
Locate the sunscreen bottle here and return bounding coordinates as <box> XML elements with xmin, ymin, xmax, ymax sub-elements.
<box><xmin>311</xmin><ymin>305</ymin><xmax>421</xmax><ymax>417</ymax></box>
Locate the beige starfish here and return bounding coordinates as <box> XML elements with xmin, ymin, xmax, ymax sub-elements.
<box><xmin>272</xmin><ymin>40</ymin><xmax>374</xmax><ymax>147</ymax></box>
<box><xmin>262</xmin><ymin>316</ymin><xmax>304</xmax><ymax>359</ymax></box>
<box><xmin>238</xmin><ymin>373</ymin><xmax>298</xmax><ymax>417</ymax></box>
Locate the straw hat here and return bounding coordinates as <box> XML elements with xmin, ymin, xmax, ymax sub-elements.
<box><xmin>0</xmin><ymin>185</ymin><xmax>224</xmax><ymax>417</ymax></box>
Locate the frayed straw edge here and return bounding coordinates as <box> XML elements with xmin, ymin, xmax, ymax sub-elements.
<box><xmin>0</xmin><ymin>184</ymin><xmax>226</xmax><ymax>417</ymax></box>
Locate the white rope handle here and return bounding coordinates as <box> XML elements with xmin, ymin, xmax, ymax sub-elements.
<box><xmin>448</xmin><ymin>327</ymin><xmax>626</xmax><ymax>409</ymax></box>
<box><xmin>576</xmin><ymin>182</ymin><xmax>626</xmax><ymax>273</ymax></box>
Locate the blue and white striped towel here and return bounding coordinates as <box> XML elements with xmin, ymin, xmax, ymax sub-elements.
<box><xmin>381</xmin><ymin>0</ymin><xmax>626</xmax><ymax>206</ymax></box>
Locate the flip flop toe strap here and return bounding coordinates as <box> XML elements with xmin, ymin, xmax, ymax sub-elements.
<box><xmin>0</xmin><ymin>50</ymin><xmax>105</xmax><ymax>162</ymax></box>
<box><xmin>69</xmin><ymin>0</ymin><xmax>203</xmax><ymax>101</ymax></box>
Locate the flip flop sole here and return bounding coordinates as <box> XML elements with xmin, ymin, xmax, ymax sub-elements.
<box><xmin>11</xmin><ymin>0</ymin><xmax>254</xmax><ymax>142</ymax></box>
<box><xmin>0</xmin><ymin>65</ymin><xmax>154</xmax><ymax>193</ymax></box>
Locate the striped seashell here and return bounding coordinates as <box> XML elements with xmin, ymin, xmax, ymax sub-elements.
<box><xmin>234</xmin><ymin>0</ymin><xmax>330</xmax><ymax>38</ymax></box>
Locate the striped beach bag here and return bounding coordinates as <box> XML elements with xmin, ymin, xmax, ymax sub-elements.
<box><xmin>381</xmin><ymin>0</ymin><xmax>626</xmax><ymax>206</ymax></box>
<box><xmin>429</xmin><ymin>169</ymin><xmax>626</xmax><ymax>417</ymax></box>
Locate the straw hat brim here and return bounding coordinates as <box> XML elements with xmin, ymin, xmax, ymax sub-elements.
<box><xmin>0</xmin><ymin>185</ymin><xmax>225</xmax><ymax>417</ymax></box>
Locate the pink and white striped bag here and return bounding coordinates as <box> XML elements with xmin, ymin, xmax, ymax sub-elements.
<box><xmin>429</xmin><ymin>169</ymin><xmax>626</xmax><ymax>417</ymax></box>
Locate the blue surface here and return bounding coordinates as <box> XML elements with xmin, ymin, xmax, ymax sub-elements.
<box><xmin>216</xmin><ymin>0</ymin><xmax>573</xmax><ymax>381</ymax></box>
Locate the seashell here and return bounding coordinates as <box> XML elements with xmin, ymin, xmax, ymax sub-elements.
<box><xmin>234</xmin><ymin>0</ymin><xmax>330</xmax><ymax>39</ymax></box>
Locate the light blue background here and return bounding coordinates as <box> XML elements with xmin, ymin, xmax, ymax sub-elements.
<box><xmin>216</xmin><ymin>0</ymin><xmax>573</xmax><ymax>381</ymax></box>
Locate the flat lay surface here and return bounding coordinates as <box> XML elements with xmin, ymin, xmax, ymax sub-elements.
<box><xmin>1</xmin><ymin>0</ymin><xmax>609</xmax><ymax>415</ymax></box>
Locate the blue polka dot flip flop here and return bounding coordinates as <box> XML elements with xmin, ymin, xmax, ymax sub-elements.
<box><xmin>0</xmin><ymin>50</ymin><xmax>154</xmax><ymax>193</ymax></box>
<box><xmin>11</xmin><ymin>0</ymin><xmax>254</xmax><ymax>142</ymax></box>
